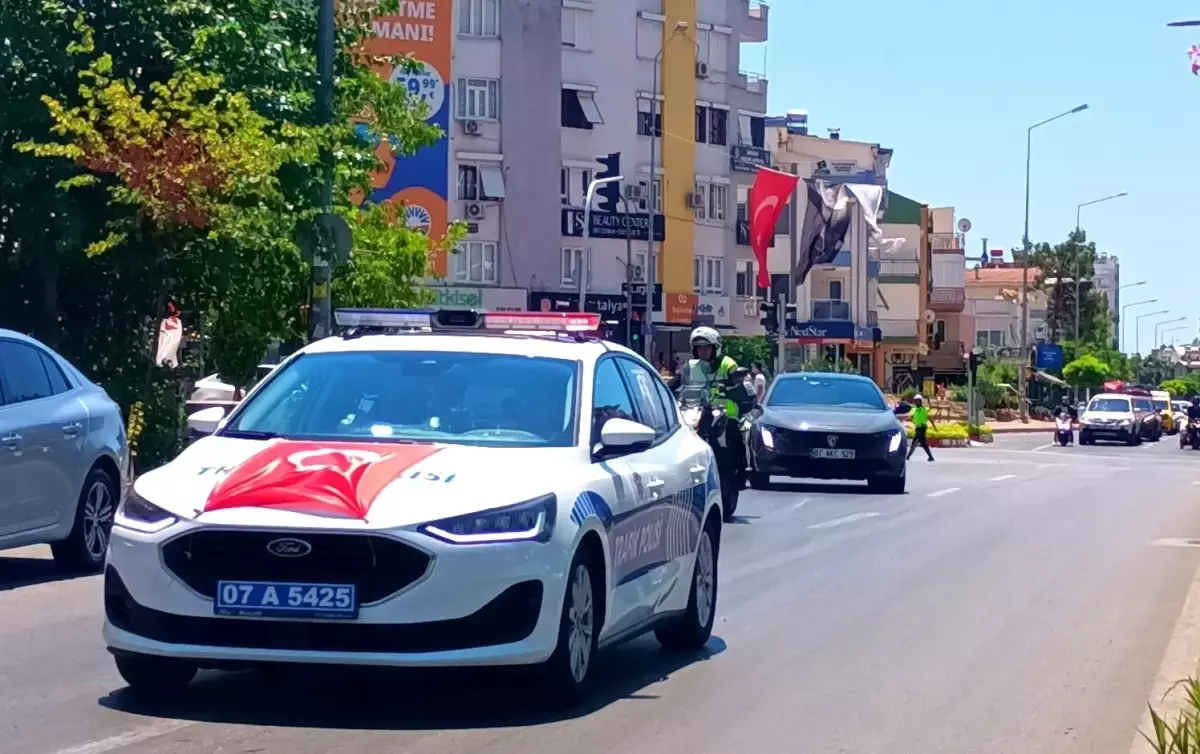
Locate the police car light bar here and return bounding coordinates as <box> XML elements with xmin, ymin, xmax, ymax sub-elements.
<box><xmin>481</xmin><ymin>311</ymin><xmax>600</xmax><ymax>332</ymax></box>
<box><xmin>334</xmin><ymin>308</ymin><xmax>434</xmax><ymax>329</ymax></box>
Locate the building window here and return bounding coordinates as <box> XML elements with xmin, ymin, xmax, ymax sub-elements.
<box><xmin>560</xmin><ymin>167</ymin><xmax>569</xmax><ymax>205</ymax></box>
<box><xmin>694</xmin><ymin>29</ymin><xmax>730</xmax><ymax>73</ymax></box>
<box><xmin>976</xmin><ymin>330</ymin><xmax>1006</xmax><ymax>348</ymax></box>
<box><xmin>453</xmin><ymin>241</ymin><xmax>498</xmax><ymax>284</ymax></box>
<box><xmin>561</xmin><ymin>7</ymin><xmax>592</xmax><ymax>50</ymax></box>
<box><xmin>636</xmin><ymin>97</ymin><xmax>662</xmax><ymax>137</ymax></box>
<box><xmin>632</xmin><ymin>252</ymin><xmax>647</xmax><ymax>282</ymax></box>
<box><xmin>735</xmin><ymin>260</ymin><xmax>757</xmax><ymax>298</ymax></box>
<box><xmin>458</xmin><ymin>0</ymin><xmax>498</xmax><ymax>37</ymax></box>
<box><xmin>456</xmin><ymin>78</ymin><xmax>499</xmax><ymax>120</ymax></box>
<box><xmin>457</xmin><ymin>163</ymin><xmax>506</xmax><ymax>201</ymax></box>
<box><xmin>694</xmin><ymin>180</ymin><xmax>727</xmax><ymax>223</ymax></box>
<box><xmin>704</xmin><ymin>257</ymin><xmax>724</xmax><ymax>294</ymax></box>
<box><xmin>828</xmin><ymin>280</ymin><xmax>843</xmax><ymax>301</ymax></box>
<box><xmin>693</xmin><ymin>256</ymin><xmax>702</xmax><ymax>293</ymax></box>
<box><xmin>562</xmin><ymin>247</ymin><xmax>590</xmax><ymax>287</ymax></box>
<box><xmin>635</xmin><ymin>177</ymin><xmax>661</xmax><ymax>213</ymax></box>
<box><xmin>695</xmin><ymin>105</ymin><xmax>728</xmax><ymax>145</ymax></box>
<box><xmin>562</xmin><ymin>165</ymin><xmax>594</xmax><ymax>207</ymax></box>
<box><xmin>562</xmin><ymin>87</ymin><xmax>604</xmax><ymax>130</ymax></box>
<box><xmin>934</xmin><ymin>319</ymin><xmax>947</xmax><ymax>344</ymax></box>
<box><xmin>738</xmin><ymin>112</ymin><xmax>766</xmax><ymax>148</ymax></box>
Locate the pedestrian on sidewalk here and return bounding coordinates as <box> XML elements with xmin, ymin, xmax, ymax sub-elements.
<box><xmin>907</xmin><ymin>394</ymin><xmax>936</xmax><ymax>462</ymax></box>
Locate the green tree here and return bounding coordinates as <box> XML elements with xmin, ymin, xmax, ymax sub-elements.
<box><xmin>1030</xmin><ymin>229</ymin><xmax>1109</xmax><ymax>345</ymax></box>
<box><xmin>1063</xmin><ymin>354</ymin><xmax>1111</xmax><ymax>390</ymax></box>
<box><xmin>722</xmin><ymin>336</ymin><xmax>773</xmax><ymax>377</ymax></box>
<box><xmin>801</xmin><ymin>358</ymin><xmax>858</xmax><ymax>374</ymax></box>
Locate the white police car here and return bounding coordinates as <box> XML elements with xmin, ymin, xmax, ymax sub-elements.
<box><xmin>104</xmin><ymin>308</ymin><xmax>723</xmax><ymax>703</ymax></box>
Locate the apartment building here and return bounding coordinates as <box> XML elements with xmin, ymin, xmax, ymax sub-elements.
<box><xmin>390</xmin><ymin>0</ymin><xmax>770</xmax><ymax>357</ymax></box>
<box><xmin>876</xmin><ymin>192</ymin><xmax>924</xmax><ymax>393</ymax></box>
<box><xmin>964</xmin><ymin>260</ymin><xmax>1049</xmax><ymax>361</ymax></box>
<box><xmin>1092</xmin><ymin>252</ymin><xmax>1121</xmax><ymax>349</ymax></box>
<box><xmin>920</xmin><ymin>207</ymin><xmax>968</xmax><ymax>382</ymax></box>
<box><xmin>766</xmin><ymin>114</ymin><xmax>889</xmax><ymax>378</ymax></box>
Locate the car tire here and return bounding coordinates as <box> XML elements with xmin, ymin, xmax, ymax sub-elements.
<box><xmin>721</xmin><ymin>473</ymin><xmax>740</xmax><ymax>523</ymax></box>
<box><xmin>868</xmin><ymin>473</ymin><xmax>906</xmax><ymax>494</ymax></box>
<box><xmin>655</xmin><ymin>515</ymin><xmax>718</xmax><ymax>651</ymax></box>
<box><xmin>51</xmin><ymin>467</ymin><xmax>117</xmax><ymax>573</ymax></box>
<box><xmin>114</xmin><ymin>653</ymin><xmax>197</xmax><ymax>693</ymax></box>
<box><xmin>747</xmin><ymin>471</ymin><xmax>770</xmax><ymax>490</ymax></box>
<box><xmin>540</xmin><ymin>550</ymin><xmax>601</xmax><ymax>708</ymax></box>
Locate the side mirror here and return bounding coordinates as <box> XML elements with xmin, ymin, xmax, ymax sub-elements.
<box><xmin>728</xmin><ymin>367</ymin><xmax>750</xmax><ymax>383</ymax></box>
<box><xmin>598</xmin><ymin>417</ymin><xmax>656</xmax><ymax>453</ymax></box>
<box><xmin>187</xmin><ymin>406</ymin><xmax>227</xmax><ymax>436</ymax></box>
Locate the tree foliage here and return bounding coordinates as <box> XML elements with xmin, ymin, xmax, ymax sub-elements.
<box><xmin>1063</xmin><ymin>354</ymin><xmax>1111</xmax><ymax>389</ymax></box>
<box><xmin>1030</xmin><ymin>229</ymin><xmax>1110</xmax><ymax>345</ymax></box>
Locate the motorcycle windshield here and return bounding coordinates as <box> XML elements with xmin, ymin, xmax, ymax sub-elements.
<box><xmin>678</xmin><ymin>386</ymin><xmax>708</xmax><ymax>408</ymax></box>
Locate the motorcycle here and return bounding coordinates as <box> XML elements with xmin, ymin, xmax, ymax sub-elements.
<box><xmin>1181</xmin><ymin>418</ymin><xmax>1200</xmax><ymax>450</ymax></box>
<box><xmin>679</xmin><ymin>368</ymin><xmax>752</xmax><ymax>523</ymax></box>
<box><xmin>1055</xmin><ymin>414</ymin><xmax>1073</xmax><ymax>446</ymax></box>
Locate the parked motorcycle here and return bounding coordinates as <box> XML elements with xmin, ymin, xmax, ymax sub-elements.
<box><xmin>679</xmin><ymin>368</ymin><xmax>752</xmax><ymax>522</ymax></box>
<box><xmin>1181</xmin><ymin>418</ymin><xmax>1200</xmax><ymax>450</ymax></box>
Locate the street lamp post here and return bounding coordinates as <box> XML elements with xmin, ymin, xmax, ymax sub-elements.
<box><xmin>1155</xmin><ymin>317</ymin><xmax>1187</xmax><ymax>351</ymax></box>
<box><xmin>1114</xmin><ymin>281</ymin><xmax>1146</xmax><ymax>351</ymax></box>
<box><xmin>1019</xmin><ymin>104</ymin><xmax>1088</xmax><ymax>422</ymax></box>
<box><xmin>1073</xmin><ymin>192</ymin><xmax>1127</xmax><ymax>352</ymax></box>
<box><xmin>1163</xmin><ymin>325</ymin><xmax>1189</xmax><ymax>346</ymax></box>
<box><xmin>579</xmin><ymin>176</ymin><xmax>625</xmax><ymax>313</ymax></box>
<box><xmin>1135</xmin><ymin>310</ymin><xmax>1170</xmax><ymax>355</ymax></box>
<box><xmin>1120</xmin><ymin>296</ymin><xmax>1156</xmax><ymax>352</ymax></box>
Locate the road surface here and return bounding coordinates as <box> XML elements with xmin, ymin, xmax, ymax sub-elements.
<box><xmin>4</xmin><ymin>434</ymin><xmax>1200</xmax><ymax>754</ymax></box>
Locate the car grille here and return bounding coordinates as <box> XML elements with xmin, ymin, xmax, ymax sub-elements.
<box><xmin>769</xmin><ymin>427</ymin><xmax>887</xmax><ymax>453</ymax></box>
<box><xmin>161</xmin><ymin>530</ymin><xmax>432</xmax><ymax>604</ymax></box>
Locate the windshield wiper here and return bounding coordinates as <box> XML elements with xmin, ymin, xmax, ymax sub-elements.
<box><xmin>219</xmin><ymin>429</ymin><xmax>279</xmax><ymax>440</ymax></box>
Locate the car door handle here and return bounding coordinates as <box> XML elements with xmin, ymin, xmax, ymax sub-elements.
<box><xmin>689</xmin><ymin>464</ymin><xmax>707</xmax><ymax>474</ymax></box>
<box><xmin>646</xmin><ymin>479</ymin><xmax>666</xmax><ymax>489</ymax></box>
<box><xmin>62</xmin><ymin>421</ymin><xmax>82</xmax><ymax>437</ymax></box>
<box><xmin>1</xmin><ymin>433</ymin><xmax>20</xmax><ymax>448</ymax></box>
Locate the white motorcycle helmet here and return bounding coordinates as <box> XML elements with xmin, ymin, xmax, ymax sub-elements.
<box><xmin>690</xmin><ymin>326</ymin><xmax>722</xmax><ymax>359</ymax></box>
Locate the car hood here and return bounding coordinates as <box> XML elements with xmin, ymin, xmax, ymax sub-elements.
<box><xmin>133</xmin><ymin>435</ymin><xmax>580</xmax><ymax>530</ymax></box>
<box><xmin>1082</xmin><ymin>411</ymin><xmax>1132</xmax><ymax>422</ymax></box>
<box><xmin>758</xmin><ymin>405</ymin><xmax>900</xmax><ymax>433</ymax></box>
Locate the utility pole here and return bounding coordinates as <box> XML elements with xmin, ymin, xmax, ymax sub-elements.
<box><xmin>775</xmin><ymin>293</ymin><xmax>787</xmax><ymax>378</ymax></box>
<box><xmin>308</xmin><ymin>0</ymin><xmax>336</xmax><ymax>341</ymax></box>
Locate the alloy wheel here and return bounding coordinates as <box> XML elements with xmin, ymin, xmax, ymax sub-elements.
<box><xmin>82</xmin><ymin>480</ymin><xmax>114</xmax><ymax>561</ymax></box>
<box><xmin>694</xmin><ymin>532</ymin><xmax>715</xmax><ymax>628</ymax></box>
<box><xmin>566</xmin><ymin>564</ymin><xmax>594</xmax><ymax>683</ymax></box>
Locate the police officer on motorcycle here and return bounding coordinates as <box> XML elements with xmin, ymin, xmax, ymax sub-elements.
<box><xmin>669</xmin><ymin>327</ymin><xmax>748</xmax><ymax>491</ymax></box>
<box><xmin>1189</xmin><ymin>396</ymin><xmax>1200</xmax><ymax>422</ymax></box>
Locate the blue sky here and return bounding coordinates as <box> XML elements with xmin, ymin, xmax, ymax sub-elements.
<box><xmin>759</xmin><ymin>0</ymin><xmax>1200</xmax><ymax>351</ymax></box>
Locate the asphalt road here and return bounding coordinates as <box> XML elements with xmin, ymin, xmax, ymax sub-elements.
<box><xmin>5</xmin><ymin>432</ymin><xmax>1200</xmax><ymax>754</ymax></box>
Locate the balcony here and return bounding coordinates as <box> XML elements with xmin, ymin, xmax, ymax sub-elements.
<box><xmin>811</xmin><ymin>299</ymin><xmax>851</xmax><ymax>321</ymax></box>
<box><xmin>735</xmin><ymin>70</ymin><xmax>768</xmax><ymax>96</ymax></box>
<box><xmin>929</xmin><ymin>286</ymin><xmax>965</xmax><ymax>312</ymax></box>
<box><xmin>930</xmin><ymin>232</ymin><xmax>964</xmax><ymax>252</ymax></box>
<box><xmin>878</xmin><ymin>318</ymin><xmax>919</xmax><ymax>339</ymax></box>
<box><xmin>923</xmin><ymin>339</ymin><xmax>966</xmax><ymax>371</ymax></box>
<box><xmin>878</xmin><ymin>260</ymin><xmax>920</xmax><ymax>280</ymax></box>
<box><xmin>742</xmin><ymin>1</ymin><xmax>768</xmax><ymax>43</ymax></box>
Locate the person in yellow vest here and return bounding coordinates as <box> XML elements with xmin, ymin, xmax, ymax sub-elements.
<box><xmin>906</xmin><ymin>393</ymin><xmax>936</xmax><ymax>462</ymax></box>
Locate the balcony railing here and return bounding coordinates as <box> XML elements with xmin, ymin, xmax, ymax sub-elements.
<box><xmin>736</xmin><ymin>70</ymin><xmax>768</xmax><ymax>95</ymax></box>
<box><xmin>929</xmin><ymin>286</ymin><xmax>965</xmax><ymax>312</ymax></box>
<box><xmin>879</xmin><ymin>260</ymin><xmax>920</xmax><ymax>277</ymax></box>
<box><xmin>878</xmin><ymin>318</ymin><xmax>919</xmax><ymax>338</ymax></box>
<box><xmin>930</xmin><ymin>232</ymin><xmax>964</xmax><ymax>251</ymax></box>
<box><xmin>811</xmin><ymin>298</ymin><xmax>851</xmax><ymax>321</ymax></box>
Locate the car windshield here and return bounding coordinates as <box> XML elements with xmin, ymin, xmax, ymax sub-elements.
<box><xmin>1133</xmin><ymin>398</ymin><xmax>1154</xmax><ymax>412</ymax></box>
<box><xmin>1176</xmin><ymin>402</ymin><xmax>1191</xmax><ymax>412</ymax></box>
<box><xmin>1088</xmin><ymin>398</ymin><xmax>1130</xmax><ymax>413</ymax></box>
<box><xmin>223</xmin><ymin>350</ymin><xmax>578</xmax><ymax>447</ymax></box>
<box><xmin>1154</xmin><ymin>399</ymin><xmax>1169</xmax><ymax>411</ymax></box>
<box><xmin>767</xmin><ymin>375</ymin><xmax>887</xmax><ymax>410</ymax></box>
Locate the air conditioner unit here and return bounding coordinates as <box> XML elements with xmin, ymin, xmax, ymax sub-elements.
<box><xmin>463</xmin><ymin>120</ymin><xmax>481</xmax><ymax>135</ymax></box>
<box><xmin>624</xmin><ymin>183</ymin><xmax>645</xmax><ymax>201</ymax></box>
<box><xmin>685</xmin><ymin>191</ymin><xmax>705</xmax><ymax>209</ymax></box>
<box><xmin>743</xmin><ymin>300</ymin><xmax>758</xmax><ymax>317</ymax></box>
<box><xmin>695</xmin><ymin>61</ymin><xmax>709</xmax><ymax>78</ymax></box>
<box><xmin>464</xmin><ymin>201</ymin><xmax>486</xmax><ymax>219</ymax></box>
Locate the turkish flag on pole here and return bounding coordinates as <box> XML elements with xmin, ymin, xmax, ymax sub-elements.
<box><xmin>748</xmin><ymin>167</ymin><xmax>800</xmax><ymax>290</ymax></box>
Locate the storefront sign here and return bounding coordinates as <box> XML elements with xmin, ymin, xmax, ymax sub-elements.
<box><xmin>621</xmin><ymin>282</ymin><xmax>664</xmax><ymax>311</ymax></box>
<box><xmin>666</xmin><ymin>292</ymin><xmax>695</xmax><ymax>324</ymax></box>
<box><xmin>561</xmin><ymin>208</ymin><xmax>666</xmax><ymax>242</ymax></box>
<box><xmin>730</xmin><ymin>144</ymin><xmax>772</xmax><ymax>173</ymax></box>
<box><xmin>736</xmin><ymin>220</ymin><xmax>776</xmax><ymax>247</ymax></box>
<box><xmin>784</xmin><ymin>320</ymin><xmax>855</xmax><ymax>342</ymax></box>
<box><xmin>529</xmin><ymin>290</ymin><xmax>653</xmax><ymax>318</ymax></box>
<box><xmin>429</xmin><ymin>286</ymin><xmax>527</xmax><ymax>311</ymax></box>
<box><xmin>694</xmin><ymin>295</ymin><xmax>731</xmax><ymax>327</ymax></box>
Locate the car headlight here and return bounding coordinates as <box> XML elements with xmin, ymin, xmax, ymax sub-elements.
<box><xmin>419</xmin><ymin>494</ymin><xmax>556</xmax><ymax>545</ymax></box>
<box><xmin>1118</xmin><ymin>418</ymin><xmax>1132</xmax><ymax>426</ymax></box>
<box><xmin>114</xmin><ymin>489</ymin><xmax>178</xmax><ymax>533</ymax></box>
<box><xmin>887</xmin><ymin>430</ymin><xmax>903</xmax><ymax>453</ymax></box>
<box><xmin>682</xmin><ymin>407</ymin><xmax>703</xmax><ymax>429</ymax></box>
<box><xmin>760</xmin><ymin>426</ymin><xmax>775</xmax><ymax>450</ymax></box>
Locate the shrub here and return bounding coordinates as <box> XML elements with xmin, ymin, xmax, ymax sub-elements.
<box><xmin>1144</xmin><ymin>677</ymin><xmax>1200</xmax><ymax>753</ymax></box>
<box><xmin>905</xmin><ymin>423</ymin><xmax>969</xmax><ymax>441</ymax></box>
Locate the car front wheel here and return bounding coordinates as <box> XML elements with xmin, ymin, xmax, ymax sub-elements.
<box><xmin>656</xmin><ymin>516</ymin><xmax>718</xmax><ymax>650</ymax></box>
<box><xmin>541</xmin><ymin>552</ymin><xmax>600</xmax><ymax>707</ymax></box>
<box><xmin>747</xmin><ymin>471</ymin><xmax>770</xmax><ymax>490</ymax></box>
<box><xmin>869</xmin><ymin>473</ymin><xmax>906</xmax><ymax>494</ymax></box>
<box><xmin>52</xmin><ymin>467</ymin><xmax>117</xmax><ymax>573</ymax></box>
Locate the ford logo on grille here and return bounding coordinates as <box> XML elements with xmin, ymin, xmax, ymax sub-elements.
<box><xmin>266</xmin><ymin>537</ymin><xmax>312</xmax><ymax>558</ymax></box>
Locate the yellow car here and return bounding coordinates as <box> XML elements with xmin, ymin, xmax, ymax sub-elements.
<box><xmin>1152</xmin><ymin>389</ymin><xmax>1176</xmax><ymax>434</ymax></box>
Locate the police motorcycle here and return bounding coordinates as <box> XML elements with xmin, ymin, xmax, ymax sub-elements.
<box><xmin>1182</xmin><ymin>398</ymin><xmax>1200</xmax><ymax>451</ymax></box>
<box><xmin>679</xmin><ymin>369</ymin><xmax>754</xmax><ymax>522</ymax></box>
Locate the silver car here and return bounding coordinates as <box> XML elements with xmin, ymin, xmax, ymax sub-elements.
<box><xmin>0</xmin><ymin>329</ymin><xmax>128</xmax><ymax>571</ymax></box>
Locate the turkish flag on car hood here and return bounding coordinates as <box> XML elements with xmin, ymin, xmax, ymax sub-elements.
<box><xmin>748</xmin><ymin>167</ymin><xmax>800</xmax><ymax>290</ymax></box>
<box><xmin>203</xmin><ymin>440</ymin><xmax>443</xmax><ymax>520</ymax></box>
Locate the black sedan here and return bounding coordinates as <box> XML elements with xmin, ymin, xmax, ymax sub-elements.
<box><xmin>747</xmin><ymin>373</ymin><xmax>909</xmax><ymax>494</ymax></box>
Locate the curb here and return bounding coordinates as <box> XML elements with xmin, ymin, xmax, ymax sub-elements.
<box><xmin>928</xmin><ymin>438</ymin><xmax>969</xmax><ymax>448</ymax></box>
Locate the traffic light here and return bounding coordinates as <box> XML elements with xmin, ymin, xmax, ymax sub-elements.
<box><xmin>595</xmin><ymin>152</ymin><xmax>621</xmax><ymax>213</ymax></box>
<box><xmin>968</xmin><ymin>347</ymin><xmax>985</xmax><ymax>376</ymax></box>
<box><xmin>760</xmin><ymin>300</ymin><xmax>778</xmax><ymax>333</ymax></box>
<box><xmin>782</xmin><ymin>302</ymin><xmax>798</xmax><ymax>330</ymax></box>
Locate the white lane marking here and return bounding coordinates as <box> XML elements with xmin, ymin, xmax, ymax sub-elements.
<box><xmin>1149</xmin><ymin>538</ymin><xmax>1200</xmax><ymax>548</ymax></box>
<box><xmin>1031</xmin><ymin>443</ymin><xmax>1055</xmax><ymax>451</ymax></box>
<box><xmin>791</xmin><ymin>498</ymin><xmax>811</xmax><ymax>510</ymax></box>
<box><xmin>927</xmin><ymin>487</ymin><xmax>961</xmax><ymax>498</ymax></box>
<box><xmin>48</xmin><ymin>721</ymin><xmax>195</xmax><ymax>754</ymax></box>
<box><xmin>806</xmin><ymin>511</ymin><xmax>880</xmax><ymax>530</ymax></box>
<box><xmin>1034</xmin><ymin>463</ymin><xmax>1068</xmax><ymax>469</ymax></box>
<box><xmin>988</xmin><ymin>474</ymin><xmax>1017</xmax><ymax>482</ymax></box>
<box><xmin>1129</xmin><ymin>557</ymin><xmax>1200</xmax><ymax>753</ymax></box>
